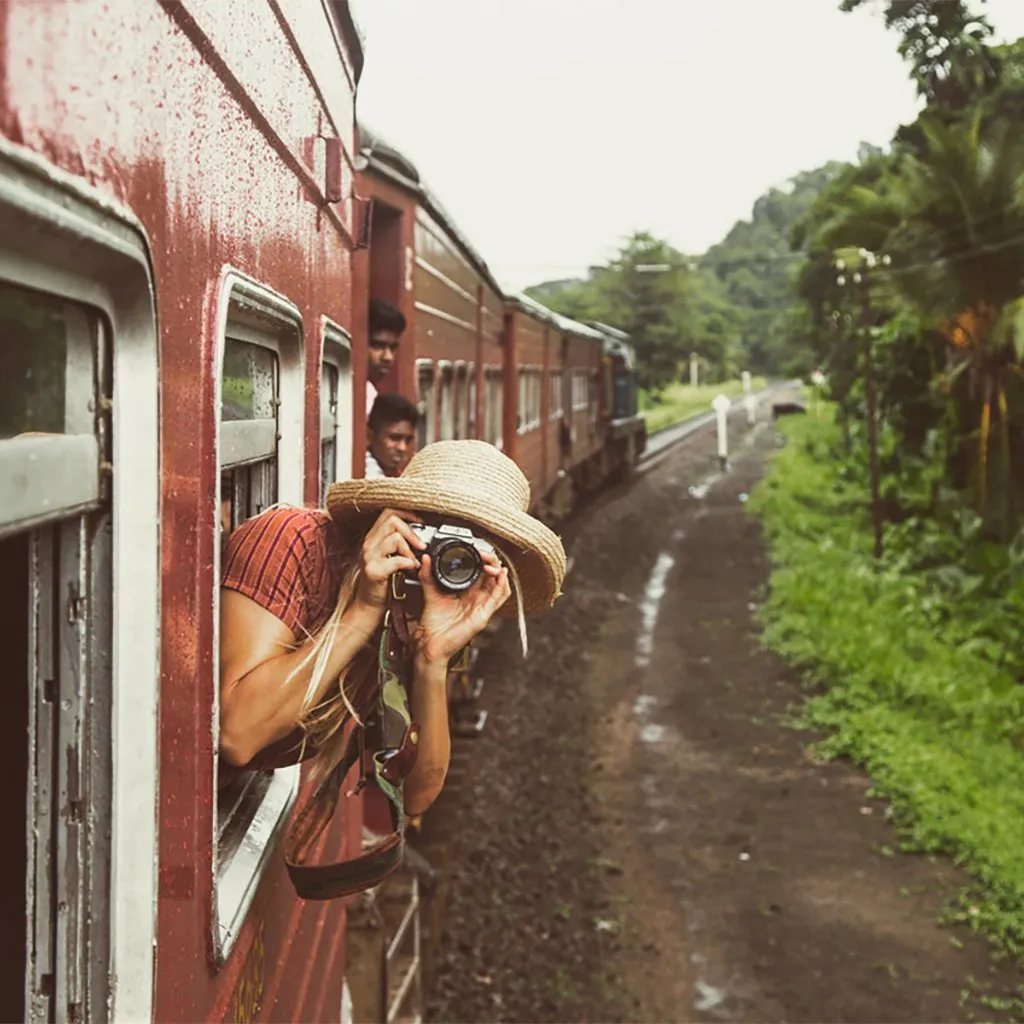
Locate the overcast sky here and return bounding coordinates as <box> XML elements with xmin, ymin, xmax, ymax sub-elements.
<box><xmin>348</xmin><ymin>0</ymin><xmax>1024</xmax><ymax>293</ymax></box>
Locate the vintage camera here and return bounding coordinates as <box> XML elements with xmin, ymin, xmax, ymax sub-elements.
<box><xmin>405</xmin><ymin>523</ymin><xmax>495</xmax><ymax>593</ymax></box>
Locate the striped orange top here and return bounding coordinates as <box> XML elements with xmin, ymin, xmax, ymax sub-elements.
<box><xmin>221</xmin><ymin>506</ymin><xmax>341</xmax><ymax>637</ymax></box>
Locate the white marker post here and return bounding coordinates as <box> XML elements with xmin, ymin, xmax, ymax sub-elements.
<box><xmin>745</xmin><ymin>392</ymin><xmax>757</xmax><ymax>426</ymax></box>
<box><xmin>810</xmin><ymin>369</ymin><xmax>827</xmax><ymax>417</ymax></box>
<box><xmin>712</xmin><ymin>393</ymin><xmax>731</xmax><ymax>471</ymax></box>
<box><xmin>741</xmin><ymin>371</ymin><xmax>751</xmax><ymax>394</ymax></box>
<box><xmin>690</xmin><ymin>352</ymin><xmax>699</xmax><ymax>388</ymax></box>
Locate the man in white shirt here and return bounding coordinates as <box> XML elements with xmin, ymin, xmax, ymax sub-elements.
<box><xmin>366</xmin><ymin>392</ymin><xmax>419</xmax><ymax>479</ymax></box>
<box><xmin>366</xmin><ymin>298</ymin><xmax>406</xmax><ymax>414</ymax></box>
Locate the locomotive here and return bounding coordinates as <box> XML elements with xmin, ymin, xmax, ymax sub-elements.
<box><xmin>0</xmin><ymin>2</ymin><xmax>644</xmax><ymax>1021</ymax></box>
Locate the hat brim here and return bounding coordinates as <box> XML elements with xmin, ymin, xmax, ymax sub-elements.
<box><xmin>326</xmin><ymin>478</ymin><xmax>566</xmax><ymax>616</ymax></box>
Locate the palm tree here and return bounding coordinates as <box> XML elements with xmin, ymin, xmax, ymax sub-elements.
<box><xmin>808</xmin><ymin>112</ymin><xmax>1024</xmax><ymax>531</ymax></box>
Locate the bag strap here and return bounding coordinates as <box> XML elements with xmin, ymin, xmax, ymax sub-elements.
<box><xmin>284</xmin><ymin>589</ymin><xmax>421</xmax><ymax>901</ymax></box>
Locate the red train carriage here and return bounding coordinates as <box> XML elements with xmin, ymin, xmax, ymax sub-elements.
<box><xmin>354</xmin><ymin>125</ymin><xmax>507</xmax><ymax>461</ymax></box>
<box><xmin>502</xmin><ymin>295</ymin><xmax>598</xmax><ymax>516</ymax></box>
<box><xmin>354</xmin><ymin>130</ymin><xmax>617</xmax><ymax>518</ymax></box>
<box><xmin>1</xmin><ymin>2</ymin><xmax>365</xmax><ymax>1021</ymax></box>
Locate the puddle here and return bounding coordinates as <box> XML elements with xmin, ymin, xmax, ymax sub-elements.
<box><xmin>694</xmin><ymin>980</ymin><xmax>727</xmax><ymax>1012</ymax></box>
<box><xmin>640</xmin><ymin>723</ymin><xmax>666</xmax><ymax>744</ymax></box>
<box><xmin>635</xmin><ymin>551</ymin><xmax>675</xmax><ymax>668</ymax></box>
<box><xmin>688</xmin><ymin>474</ymin><xmax>721</xmax><ymax>501</ymax></box>
<box><xmin>633</xmin><ymin>694</ymin><xmax>657</xmax><ymax>717</ymax></box>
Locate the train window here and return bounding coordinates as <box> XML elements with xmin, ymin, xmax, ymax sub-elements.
<box><xmin>0</xmin><ymin>283</ymin><xmax>113</xmax><ymax>1024</ymax></box>
<box><xmin>416</xmin><ymin>360</ymin><xmax>435</xmax><ymax>450</ymax></box>
<box><xmin>517</xmin><ymin>367</ymin><xmax>541</xmax><ymax>434</ymax></box>
<box><xmin>320</xmin><ymin>322</ymin><xmax>353</xmax><ymax>501</ymax></box>
<box><xmin>439</xmin><ymin>361</ymin><xmax>454</xmax><ymax>441</ymax></box>
<box><xmin>465</xmin><ymin>363</ymin><xmax>476</xmax><ymax>438</ymax></box>
<box><xmin>549</xmin><ymin>371</ymin><xmax>563</xmax><ymax>420</ymax></box>
<box><xmin>452</xmin><ymin>362</ymin><xmax>466</xmax><ymax>440</ymax></box>
<box><xmin>214</xmin><ymin>279</ymin><xmax>304</xmax><ymax>964</ymax></box>
<box><xmin>589</xmin><ymin>370</ymin><xmax>599</xmax><ymax>432</ymax></box>
<box><xmin>485</xmin><ymin>367</ymin><xmax>503</xmax><ymax>449</ymax></box>
<box><xmin>572</xmin><ymin>370</ymin><xmax>588</xmax><ymax>412</ymax></box>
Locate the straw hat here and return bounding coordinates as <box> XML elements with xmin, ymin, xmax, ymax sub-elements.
<box><xmin>326</xmin><ymin>440</ymin><xmax>566</xmax><ymax>615</ymax></box>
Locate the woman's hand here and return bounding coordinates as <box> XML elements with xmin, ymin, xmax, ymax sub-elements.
<box><xmin>354</xmin><ymin>508</ymin><xmax>427</xmax><ymax>613</ymax></box>
<box><xmin>414</xmin><ymin>550</ymin><xmax>511</xmax><ymax>665</ymax></box>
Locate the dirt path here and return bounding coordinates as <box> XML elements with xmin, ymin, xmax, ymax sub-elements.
<box><xmin>420</xmin><ymin>407</ymin><xmax>1021</xmax><ymax>1023</ymax></box>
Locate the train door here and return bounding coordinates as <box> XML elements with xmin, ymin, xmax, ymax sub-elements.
<box><xmin>367</xmin><ymin>200</ymin><xmax>412</xmax><ymax>398</ymax></box>
<box><xmin>0</xmin><ymin>155</ymin><xmax>160</xmax><ymax>1024</ymax></box>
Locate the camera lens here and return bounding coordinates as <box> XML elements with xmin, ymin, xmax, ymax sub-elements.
<box><xmin>432</xmin><ymin>539</ymin><xmax>482</xmax><ymax>592</ymax></box>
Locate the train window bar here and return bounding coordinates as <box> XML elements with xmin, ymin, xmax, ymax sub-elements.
<box><xmin>320</xmin><ymin>320</ymin><xmax>353</xmax><ymax>501</ymax></box>
<box><xmin>213</xmin><ymin>277</ymin><xmax>304</xmax><ymax>966</ymax></box>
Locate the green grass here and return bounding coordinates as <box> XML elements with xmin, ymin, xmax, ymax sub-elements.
<box><xmin>750</xmin><ymin>411</ymin><xmax>1024</xmax><ymax>961</ymax></box>
<box><xmin>640</xmin><ymin>377</ymin><xmax>767</xmax><ymax>433</ymax></box>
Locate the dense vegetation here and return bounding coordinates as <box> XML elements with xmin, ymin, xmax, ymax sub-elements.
<box><xmin>747</xmin><ymin>0</ymin><xmax>1024</xmax><ymax>970</ymax></box>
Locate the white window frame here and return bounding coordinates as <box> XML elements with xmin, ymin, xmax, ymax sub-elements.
<box><xmin>320</xmin><ymin>320</ymin><xmax>353</xmax><ymax>495</ymax></box>
<box><xmin>211</xmin><ymin>273</ymin><xmax>305</xmax><ymax>966</ymax></box>
<box><xmin>517</xmin><ymin>365</ymin><xmax>542</xmax><ymax>434</ymax></box>
<box><xmin>0</xmin><ymin>139</ymin><xmax>160</xmax><ymax>1023</ymax></box>
<box><xmin>416</xmin><ymin>359</ymin><xmax>436</xmax><ymax>449</ymax></box>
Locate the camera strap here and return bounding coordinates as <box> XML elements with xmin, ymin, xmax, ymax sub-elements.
<box><xmin>284</xmin><ymin>587</ymin><xmax>421</xmax><ymax>901</ymax></box>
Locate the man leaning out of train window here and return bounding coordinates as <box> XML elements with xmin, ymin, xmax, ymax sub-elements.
<box><xmin>217</xmin><ymin>439</ymin><xmax>566</xmax><ymax>816</ymax></box>
<box><xmin>366</xmin><ymin>392</ymin><xmax>418</xmax><ymax>479</ymax></box>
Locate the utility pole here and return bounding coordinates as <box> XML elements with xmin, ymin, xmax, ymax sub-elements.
<box><xmin>836</xmin><ymin>250</ymin><xmax>890</xmax><ymax>560</ymax></box>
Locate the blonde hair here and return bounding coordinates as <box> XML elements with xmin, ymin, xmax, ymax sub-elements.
<box><xmin>284</xmin><ymin>522</ymin><xmax>529</xmax><ymax>781</ymax></box>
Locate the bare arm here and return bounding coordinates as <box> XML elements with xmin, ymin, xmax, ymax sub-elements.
<box><xmin>219</xmin><ymin>508</ymin><xmax>427</xmax><ymax>766</ymax></box>
<box><xmin>399</xmin><ymin>550</ymin><xmax>511</xmax><ymax>815</ymax></box>
<box><xmin>403</xmin><ymin>655</ymin><xmax>450</xmax><ymax>816</ymax></box>
<box><xmin>218</xmin><ymin>592</ymin><xmax>381</xmax><ymax>766</ymax></box>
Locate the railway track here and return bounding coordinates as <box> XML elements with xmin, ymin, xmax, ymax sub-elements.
<box><xmin>637</xmin><ymin>381</ymin><xmax>799</xmax><ymax>471</ymax></box>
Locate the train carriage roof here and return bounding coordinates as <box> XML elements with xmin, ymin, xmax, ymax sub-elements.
<box><xmin>508</xmin><ymin>293</ymin><xmax>605</xmax><ymax>342</ymax></box>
